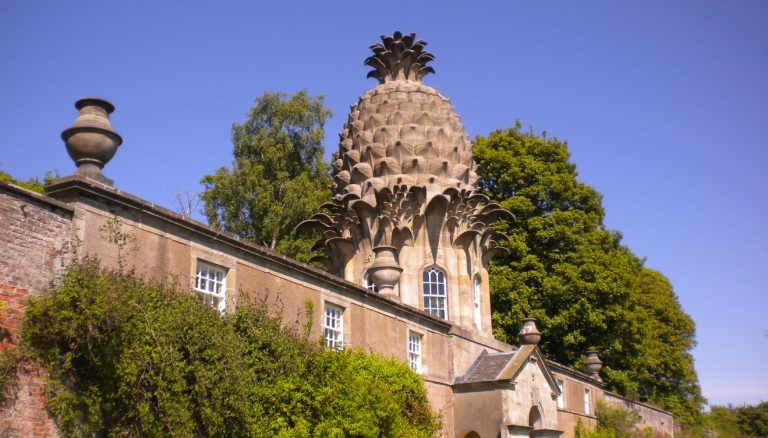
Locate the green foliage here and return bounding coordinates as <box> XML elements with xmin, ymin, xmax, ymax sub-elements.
<box><xmin>200</xmin><ymin>91</ymin><xmax>331</xmax><ymax>262</ymax></box>
<box><xmin>0</xmin><ymin>170</ymin><xmax>56</xmax><ymax>193</ymax></box>
<box><xmin>736</xmin><ymin>402</ymin><xmax>768</xmax><ymax>437</ymax></box>
<box><xmin>574</xmin><ymin>402</ymin><xmax>642</xmax><ymax>438</ymax></box>
<box><xmin>630</xmin><ymin>268</ymin><xmax>702</xmax><ymax>425</ymax></box>
<box><xmin>474</xmin><ymin>124</ymin><xmax>704</xmax><ymax>422</ymax></box>
<box><xmin>687</xmin><ymin>405</ymin><xmax>741</xmax><ymax>437</ymax></box>
<box><xmin>594</xmin><ymin>401</ymin><xmax>641</xmax><ymax>437</ymax></box>
<box><xmin>22</xmin><ymin>257</ymin><xmax>255</xmax><ymax>436</ymax></box>
<box><xmin>0</xmin><ymin>348</ymin><xmax>22</xmax><ymax>403</ymax></box>
<box><xmin>0</xmin><ymin>292</ymin><xmax>23</xmax><ymax>404</ymax></box>
<box><xmin>680</xmin><ymin>403</ymin><xmax>768</xmax><ymax>438</ymax></box>
<box><xmin>22</xmin><ymin>258</ymin><xmax>440</xmax><ymax>437</ymax></box>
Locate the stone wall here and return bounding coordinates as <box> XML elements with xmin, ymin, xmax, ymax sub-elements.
<box><xmin>604</xmin><ymin>392</ymin><xmax>674</xmax><ymax>437</ymax></box>
<box><xmin>42</xmin><ymin>176</ymin><xmax>515</xmax><ymax>437</ymax></box>
<box><xmin>0</xmin><ymin>182</ymin><xmax>73</xmax><ymax>438</ymax></box>
<box><xmin>550</xmin><ymin>360</ymin><xmax>675</xmax><ymax>438</ymax></box>
<box><xmin>0</xmin><ymin>177</ymin><xmax>676</xmax><ymax>437</ymax></box>
<box><xmin>551</xmin><ymin>369</ymin><xmax>600</xmax><ymax>438</ymax></box>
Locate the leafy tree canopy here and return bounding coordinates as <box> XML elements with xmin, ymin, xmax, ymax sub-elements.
<box><xmin>200</xmin><ymin>91</ymin><xmax>331</xmax><ymax>261</ymax></box>
<box><xmin>681</xmin><ymin>403</ymin><xmax>768</xmax><ymax>437</ymax></box>
<box><xmin>474</xmin><ymin>124</ymin><xmax>703</xmax><ymax>423</ymax></box>
<box><xmin>736</xmin><ymin>402</ymin><xmax>768</xmax><ymax>437</ymax></box>
<box><xmin>22</xmin><ymin>258</ymin><xmax>440</xmax><ymax>437</ymax></box>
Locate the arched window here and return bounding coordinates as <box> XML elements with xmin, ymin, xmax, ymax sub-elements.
<box><xmin>423</xmin><ymin>267</ymin><xmax>447</xmax><ymax>319</ymax></box>
<box><xmin>363</xmin><ymin>273</ymin><xmax>378</xmax><ymax>292</ymax></box>
<box><xmin>472</xmin><ymin>276</ymin><xmax>482</xmax><ymax>330</ymax></box>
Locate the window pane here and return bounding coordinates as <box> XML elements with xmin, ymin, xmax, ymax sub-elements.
<box><xmin>323</xmin><ymin>304</ymin><xmax>344</xmax><ymax>350</ymax></box>
<box><xmin>422</xmin><ymin>267</ymin><xmax>447</xmax><ymax>319</ymax></box>
<box><xmin>195</xmin><ymin>261</ymin><xmax>227</xmax><ymax>312</ymax></box>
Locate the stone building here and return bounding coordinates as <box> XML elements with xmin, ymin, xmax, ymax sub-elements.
<box><xmin>0</xmin><ymin>32</ymin><xmax>674</xmax><ymax>437</ymax></box>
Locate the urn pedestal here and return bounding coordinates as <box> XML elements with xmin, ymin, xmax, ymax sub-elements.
<box><xmin>61</xmin><ymin>97</ymin><xmax>122</xmax><ymax>186</ymax></box>
<box><xmin>367</xmin><ymin>246</ymin><xmax>403</xmax><ymax>301</ymax></box>
<box><xmin>518</xmin><ymin>318</ymin><xmax>542</xmax><ymax>345</ymax></box>
<box><xmin>584</xmin><ymin>350</ymin><xmax>604</xmax><ymax>381</ymax></box>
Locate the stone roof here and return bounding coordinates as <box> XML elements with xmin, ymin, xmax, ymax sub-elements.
<box><xmin>457</xmin><ymin>350</ymin><xmax>517</xmax><ymax>384</ymax></box>
<box><xmin>456</xmin><ymin>345</ymin><xmax>560</xmax><ymax>397</ymax></box>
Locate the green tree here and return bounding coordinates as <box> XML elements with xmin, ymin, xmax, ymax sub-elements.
<box><xmin>691</xmin><ymin>405</ymin><xmax>741</xmax><ymax>438</ymax></box>
<box><xmin>736</xmin><ymin>401</ymin><xmax>768</xmax><ymax>437</ymax></box>
<box><xmin>474</xmin><ymin>124</ymin><xmax>703</xmax><ymax>423</ymax></box>
<box><xmin>630</xmin><ymin>268</ymin><xmax>703</xmax><ymax>424</ymax></box>
<box><xmin>200</xmin><ymin>91</ymin><xmax>331</xmax><ymax>262</ymax></box>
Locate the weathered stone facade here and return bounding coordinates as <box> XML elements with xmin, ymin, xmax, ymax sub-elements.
<box><xmin>301</xmin><ymin>32</ymin><xmax>511</xmax><ymax>340</ymax></box>
<box><xmin>0</xmin><ymin>31</ymin><xmax>676</xmax><ymax>438</ymax></box>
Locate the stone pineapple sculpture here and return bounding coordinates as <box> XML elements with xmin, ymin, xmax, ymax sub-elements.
<box><xmin>300</xmin><ymin>32</ymin><xmax>511</xmax><ymax>330</ymax></box>
<box><xmin>335</xmin><ymin>31</ymin><xmax>476</xmax><ymax>203</ymax></box>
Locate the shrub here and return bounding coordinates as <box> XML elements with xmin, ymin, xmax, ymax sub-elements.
<box><xmin>22</xmin><ymin>258</ymin><xmax>440</xmax><ymax>437</ymax></box>
<box><xmin>574</xmin><ymin>401</ymin><xmax>641</xmax><ymax>438</ymax></box>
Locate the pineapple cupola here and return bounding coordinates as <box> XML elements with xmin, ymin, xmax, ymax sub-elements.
<box><xmin>298</xmin><ymin>32</ymin><xmax>513</xmax><ymax>333</ymax></box>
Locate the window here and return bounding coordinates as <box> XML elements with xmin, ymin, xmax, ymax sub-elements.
<box><xmin>584</xmin><ymin>388</ymin><xmax>591</xmax><ymax>414</ymax></box>
<box><xmin>556</xmin><ymin>380</ymin><xmax>565</xmax><ymax>409</ymax></box>
<box><xmin>408</xmin><ymin>332</ymin><xmax>423</xmax><ymax>373</ymax></box>
<box><xmin>472</xmin><ymin>276</ymin><xmax>482</xmax><ymax>330</ymax></box>
<box><xmin>195</xmin><ymin>260</ymin><xmax>227</xmax><ymax>312</ymax></box>
<box><xmin>363</xmin><ymin>273</ymin><xmax>378</xmax><ymax>292</ymax></box>
<box><xmin>423</xmin><ymin>267</ymin><xmax>447</xmax><ymax>319</ymax></box>
<box><xmin>323</xmin><ymin>303</ymin><xmax>344</xmax><ymax>349</ymax></box>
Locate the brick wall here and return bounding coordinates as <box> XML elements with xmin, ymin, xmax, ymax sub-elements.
<box><xmin>0</xmin><ymin>183</ymin><xmax>73</xmax><ymax>437</ymax></box>
<box><xmin>0</xmin><ymin>184</ymin><xmax>73</xmax><ymax>294</ymax></box>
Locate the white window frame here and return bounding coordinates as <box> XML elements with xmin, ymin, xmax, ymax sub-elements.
<box><xmin>323</xmin><ymin>303</ymin><xmax>344</xmax><ymax>350</ymax></box>
<box><xmin>194</xmin><ymin>260</ymin><xmax>227</xmax><ymax>313</ymax></box>
<box><xmin>584</xmin><ymin>388</ymin><xmax>591</xmax><ymax>414</ymax></box>
<box><xmin>408</xmin><ymin>332</ymin><xmax>423</xmax><ymax>374</ymax></box>
<box><xmin>472</xmin><ymin>275</ymin><xmax>482</xmax><ymax>330</ymax></box>
<box><xmin>557</xmin><ymin>380</ymin><xmax>565</xmax><ymax>409</ymax></box>
<box><xmin>363</xmin><ymin>272</ymin><xmax>378</xmax><ymax>292</ymax></box>
<box><xmin>423</xmin><ymin>267</ymin><xmax>448</xmax><ymax>319</ymax></box>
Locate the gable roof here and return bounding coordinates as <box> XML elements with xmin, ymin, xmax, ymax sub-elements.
<box><xmin>456</xmin><ymin>345</ymin><xmax>561</xmax><ymax>396</ymax></box>
<box><xmin>456</xmin><ymin>349</ymin><xmax>517</xmax><ymax>383</ymax></box>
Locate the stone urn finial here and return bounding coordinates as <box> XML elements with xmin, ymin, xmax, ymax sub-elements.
<box><xmin>367</xmin><ymin>246</ymin><xmax>403</xmax><ymax>301</ymax></box>
<box><xmin>61</xmin><ymin>97</ymin><xmax>122</xmax><ymax>186</ymax></box>
<box><xmin>518</xmin><ymin>318</ymin><xmax>541</xmax><ymax>345</ymax></box>
<box><xmin>584</xmin><ymin>350</ymin><xmax>603</xmax><ymax>382</ymax></box>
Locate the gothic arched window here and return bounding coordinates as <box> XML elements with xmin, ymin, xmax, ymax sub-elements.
<box><xmin>423</xmin><ymin>267</ymin><xmax>447</xmax><ymax>319</ymax></box>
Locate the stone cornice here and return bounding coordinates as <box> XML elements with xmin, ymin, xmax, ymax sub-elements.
<box><xmin>0</xmin><ymin>180</ymin><xmax>74</xmax><ymax>214</ymax></box>
<box><xmin>545</xmin><ymin>358</ymin><xmax>607</xmax><ymax>388</ymax></box>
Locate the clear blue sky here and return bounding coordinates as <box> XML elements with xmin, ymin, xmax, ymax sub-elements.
<box><xmin>1</xmin><ymin>1</ymin><xmax>766</xmax><ymax>407</ymax></box>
